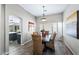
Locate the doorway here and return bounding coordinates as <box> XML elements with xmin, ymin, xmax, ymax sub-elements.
<box><xmin>8</xmin><ymin>16</ymin><xmax>22</xmax><ymax>53</ymax></box>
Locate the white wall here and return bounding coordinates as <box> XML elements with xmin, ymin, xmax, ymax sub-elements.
<box><xmin>63</xmin><ymin>4</ymin><xmax>79</xmax><ymax>54</ymax></box>
<box><xmin>36</xmin><ymin>13</ymin><xmax>63</xmax><ymax>37</ymax></box>
<box><xmin>63</xmin><ymin>4</ymin><xmax>79</xmax><ymax>36</ymax></box>
<box><xmin>0</xmin><ymin>4</ymin><xmax>2</xmax><ymax>55</ymax></box>
<box><xmin>0</xmin><ymin>4</ymin><xmax>5</xmax><ymax>54</ymax></box>
<box><xmin>5</xmin><ymin>4</ymin><xmax>36</xmax><ymax>54</ymax></box>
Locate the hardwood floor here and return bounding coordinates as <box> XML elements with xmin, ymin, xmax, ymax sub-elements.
<box><xmin>9</xmin><ymin>41</ymin><xmax>33</xmax><ymax>55</ymax></box>
<box><xmin>9</xmin><ymin>39</ymin><xmax>72</xmax><ymax>55</ymax></box>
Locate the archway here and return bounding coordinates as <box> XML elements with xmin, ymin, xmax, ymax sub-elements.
<box><xmin>8</xmin><ymin>15</ymin><xmax>23</xmax><ymax>54</ymax></box>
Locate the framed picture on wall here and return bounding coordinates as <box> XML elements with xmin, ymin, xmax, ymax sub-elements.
<box><xmin>66</xmin><ymin>11</ymin><xmax>77</xmax><ymax>38</ymax></box>
<box><xmin>28</xmin><ymin>21</ymin><xmax>35</xmax><ymax>33</ymax></box>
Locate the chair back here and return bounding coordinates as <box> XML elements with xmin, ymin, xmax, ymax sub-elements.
<box><xmin>32</xmin><ymin>34</ymin><xmax>43</xmax><ymax>54</ymax></box>
<box><xmin>32</xmin><ymin>32</ymin><xmax>38</xmax><ymax>35</ymax></box>
<box><xmin>46</xmin><ymin>32</ymin><xmax>57</xmax><ymax>49</ymax></box>
<box><xmin>45</xmin><ymin>31</ymin><xmax>49</xmax><ymax>35</ymax></box>
<box><xmin>52</xmin><ymin>32</ymin><xmax>57</xmax><ymax>43</ymax></box>
<box><xmin>42</xmin><ymin>31</ymin><xmax>49</xmax><ymax>37</ymax></box>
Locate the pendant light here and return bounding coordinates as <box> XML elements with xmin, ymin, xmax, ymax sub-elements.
<box><xmin>42</xmin><ymin>5</ymin><xmax>47</xmax><ymax>22</ymax></box>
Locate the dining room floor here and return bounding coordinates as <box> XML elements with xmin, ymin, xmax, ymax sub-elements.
<box><xmin>9</xmin><ymin>39</ymin><xmax>70</xmax><ymax>55</ymax></box>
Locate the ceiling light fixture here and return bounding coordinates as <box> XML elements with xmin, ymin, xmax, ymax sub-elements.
<box><xmin>41</xmin><ymin>5</ymin><xmax>47</xmax><ymax>22</ymax></box>
<box><xmin>42</xmin><ymin>18</ymin><xmax>46</xmax><ymax>21</ymax></box>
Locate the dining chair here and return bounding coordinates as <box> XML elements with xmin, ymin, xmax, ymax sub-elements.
<box><xmin>32</xmin><ymin>32</ymin><xmax>38</xmax><ymax>35</ymax></box>
<box><xmin>32</xmin><ymin>34</ymin><xmax>44</xmax><ymax>55</ymax></box>
<box><xmin>46</xmin><ymin>32</ymin><xmax>57</xmax><ymax>50</ymax></box>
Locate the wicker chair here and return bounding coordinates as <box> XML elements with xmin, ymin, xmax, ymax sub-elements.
<box><xmin>46</xmin><ymin>32</ymin><xmax>57</xmax><ymax>50</ymax></box>
<box><xmin>32</xmin><ymin>34</ymin><xmax>44</xmax><ymax>55</ymax></box>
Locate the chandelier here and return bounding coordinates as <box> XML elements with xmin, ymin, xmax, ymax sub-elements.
<box><xmin>42</xmin><ymin>5</ymin><xmax>47</xmax><ymax>21</ymax></box>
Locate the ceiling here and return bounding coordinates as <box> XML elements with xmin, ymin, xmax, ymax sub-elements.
<box><xmin>20</xmin><ymin>4</ymin><xmax>68</xmax><ymax>16</ymax></box>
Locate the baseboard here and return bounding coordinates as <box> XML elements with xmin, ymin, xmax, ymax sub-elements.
<box><xmin>64</xmin><ymin>40</ymin><xmax>75</xmax><ymax>54</ymax></box>
<box><xmin>21</xmin><ymin>39</ymin><xmax>32</xmax><ymax>45</ymax></box>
